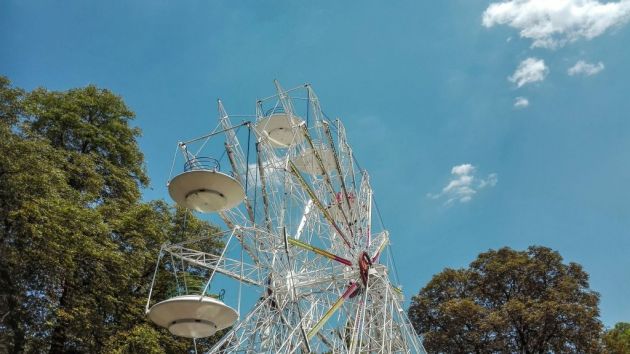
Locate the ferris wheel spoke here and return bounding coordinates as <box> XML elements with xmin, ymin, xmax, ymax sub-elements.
<box><xmin>288</xmin><ymin>161</ymin><xmax>352</xmax><ymax>248</ymax></box>
<box><xmin>322</xmin><ymin>120</ymin><xmax>355</xmax><ymax>221</ymax></box>
<box><xmin>299</xmin><ymin>124</ymin><xmax>335</xmax><ymax>196</ymax></box>
<box><xmin>307</xmin><ymin>282</ymin><xmax>358</xmax><ymax>340</ymax></box>
<box><xmin>299</xmin><ymin>124</ymin><xmax>355</xmax><ymax>238</ymax></box>
<box><xmin>255</xmin><ymin>142</ymin><xmax>274</xmax><ymax>232</ymax></box>
<box><xmin>291</xmin><ymin>268</ymin><xmax>358</xmax><ymax>290</ymax></box>
<box><xmin>287</xmin><ymin>237</ymin><xmax>353</xmax><ymax>266</ymax></box>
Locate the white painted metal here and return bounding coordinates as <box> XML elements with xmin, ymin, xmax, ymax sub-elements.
<box><xmin>148</xmin><ymin>295</ymin><xmax>238</xmax><ymax>338</ymax></box>
<box><xmin>292</xmin><ymin>146</ymin><xmax>337</xmax><ymax>176</ymax></box>
<box><xmin>147</xmin><ymin>82</ymin><xmax>427</xmax><ymax>353</ymax></box>
<box><xmin>255</xmin><ymin>113</ymin><xmax>305</xmax><ymax>148</ymax></box>
<box><xmin>168</xmin><ymin>170</ymin><xmax>245</xmax><ymax>212</ymax></box>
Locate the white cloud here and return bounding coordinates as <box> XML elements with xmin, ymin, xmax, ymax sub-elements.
<box><xmin>568</xmin><ymin>60</ymin><xmax>605</xmax><ymax>76</ymax></box>
<box><xmin>482</xmin><ymin>0</ymin><xmax>630</xmax><ymax>49</ymax></box>
<box><xmin>478</xmin><ymin>173</ymin><xmax>499</xmax><ymax>189</ymax></box>
<box><xmin>509</xmin><ymin>58</ymin><xmax>549</xmax><ymax>87</ymax></box>
<box><xmin>451</xmin><ymin>163</ymin><xmax>475</xmax><ymax>175</ymax></box>
<box><xmin>429</xmin><ymin>164</ymin><xmax>498</xmax><ymax>205</ymax></box>
<box><xmin>514</xmin><ymin>96</ymin><xmax>530</xmax><ymax>108</ymax></box>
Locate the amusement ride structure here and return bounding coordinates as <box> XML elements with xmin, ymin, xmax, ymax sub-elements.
<box><xmin>145</xmin><ymin>82</ymin><xmax>427</xmax><ymax>353</ymax></box>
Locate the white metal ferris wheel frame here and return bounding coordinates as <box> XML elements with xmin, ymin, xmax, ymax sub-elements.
<box><xmin>148</xmin><ymin>81</ymin><xmax>427</xmax><ymax>353</ymax></box>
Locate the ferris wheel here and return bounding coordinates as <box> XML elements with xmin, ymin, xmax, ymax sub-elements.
<box><xmin>145</xmin><ymin>81</ymin><xmax>427</xmax><ymax>353</ymax></box>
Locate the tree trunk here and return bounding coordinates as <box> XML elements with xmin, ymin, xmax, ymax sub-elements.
<box><xmin>8</xmin><ymin>313</ymin><xmax>25</xmax><ymax>354</ymax></box>
<box><xmin>48</xmin><ymin>283</ymin><xmax>70</xmax><ymax>354</ymax></box>
<box><xmin>5</xmin><ymin>296</ymin><xmax>25</xmax><ymax>354</ymax></box>
<box><xmin>0</xmin><ymin>263</ymin><xmax>25</xmax><ymax>354</ymax></box>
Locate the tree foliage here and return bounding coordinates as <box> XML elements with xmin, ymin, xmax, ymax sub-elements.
<box><xmin>409</xmin><ymin>246</ymin><xmax>604</xmax><ymax>354</ymax></box>
<box><xmin>603</xmin><ymin>322</ymin><xmax>630</xmax><ymax>354</ymax></box>
<box><xmin>0</xmin><ymin>77</ymin><xmax>222</xmax><ymax>353</ymax></box>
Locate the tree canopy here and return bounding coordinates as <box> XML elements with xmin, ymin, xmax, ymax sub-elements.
<box><xmin>0</xmin><ymin>77</ymin><xmax>222</xmax><ymax>353</ymax></box>
<box><xmin>408</xmin><ymin>246</ymin><xmax>604</xmax><ymax>354</ymax></box>
<box><xmin>603</xmin><ymin>322</ymin><xmax>630</xmax><ymax>354</ymax></box>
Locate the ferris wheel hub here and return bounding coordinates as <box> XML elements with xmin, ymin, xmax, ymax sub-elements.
<box><xmin>148</xmin><ymin>295</ymin><xmax>238</xmax><ymax>339</ymax></box>
<box><xmin>168</xmin><ymin>170</ymin><xmax>245</xmax><ymax>212</ymax></box>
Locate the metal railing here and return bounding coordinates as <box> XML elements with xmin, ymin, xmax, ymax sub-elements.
<box><xmin>166</xmin><ymin>274</ymin><xmax>225</xmax><ymax>301</ymax></box>
<box><xmin>183</xmin><ymin>156</ymin><xmax>220</xmax><ymax>172</ymax></box>
<box><xmin>264</xmin><ymin>105</ymin><xmax>285</xmax><ymax>116</ymax></box>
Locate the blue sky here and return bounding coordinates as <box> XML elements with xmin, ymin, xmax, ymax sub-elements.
<box><xmin>2</xmin><ymin>0</ymin><xmax>630</xmax><ymax>327</ymax></box>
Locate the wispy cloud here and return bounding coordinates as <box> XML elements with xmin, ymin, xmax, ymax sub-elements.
<box><xmin>482</xmin><ymin>0</ymin><xmax>630</xmax><ymax>49</ymax></box>
<box><xmin>568</xmin><ymin>60</ymin><xmax>605</xmax><ymax>76</ymax></box>
<box><xmin>429</xmin><ymin>164</ymin><xmax>498</xmax><ymax>205</ymax></box>
<box><xmin>514</xmin><ymin>96</ymin><xmax>530</xmax><ymax>108</ymax></box>
<box><xmin>246</xmin><ymin>155</ymin><xmax>285</xmax><ymax>187</ymax></box>
<box><xmin>509</xmin><ymin>58</ymin><xmax>549</xmax><ymax>87</ymax></box>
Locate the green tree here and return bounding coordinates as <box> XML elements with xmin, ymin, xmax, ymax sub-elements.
<box><xmin>0</xmin><ymin>77</ymin><xmax>223</xmax><ymax>353</ymax></box>
<box><xmin>408</xmin><ymin>246</ymin><xmax>603</xmax><ymax>354</ymax></box>
<box><xmin>604</xmin><ymin>322</ymin><xmax>630</xmax><ymax>354</ymax></box>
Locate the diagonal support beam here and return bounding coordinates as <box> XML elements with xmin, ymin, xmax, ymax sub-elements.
<box><xmin>256</xmin><ymin>142</ymin><xmax>273</xmax><ymax>232</ymax></box>
<box><xmin>322</xmin><ymin>120</ymin><xmax>355</xmax><ymax>222</ymax></box>
<box><xmin>288</xmin><ymin>160</ymin><xmax>351</xmax><ymax>248</ymax></box>
<box><xmin>288</xmin><ymin>237</ymin><xmax>353</xmax><ymax>267</ymax></box>
<box><xmin>165</xmin><ymin>246</ymin><xmax>263</xmax><ymax>287</ymax></box>
<box><xmin>218</xmin><ymin>212</ymin><xmax>260</xmax><ymax>264</ymax></box>
<box><xmin>307</xmin><ymin>282</ymin><xmax>359</xmax><ymax>339</ymax></box>
<box><xmin>300</xmin><ymin>124</ymin><xmax>355</xmax><ymax>239</ymax></box>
